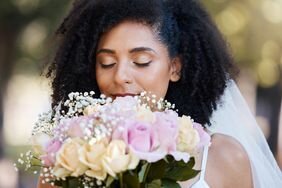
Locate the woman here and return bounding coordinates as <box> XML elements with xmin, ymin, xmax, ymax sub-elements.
<box><xmin>40</xmin><ymin>0</ymin><xmax>282</xmax><ymax>187</ymax></box>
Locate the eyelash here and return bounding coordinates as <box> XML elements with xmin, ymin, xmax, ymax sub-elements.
<box><xmin>99</xmin><ymin>61</ymin><xmax>152</xmax><ymax>69</ymax></box>
<box><xmin>133</xmin><ymin>61</ymin><xmax>152</xmax><ymax>67</ymax></box>
<box><xmin>100</xmin><ymin>63</ymin><xmax>115</xmax><ymax>69</ymax></box>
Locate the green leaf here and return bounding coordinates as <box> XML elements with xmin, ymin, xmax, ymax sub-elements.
<box><xmin>147</xmin><ymin>179</ymin><xmax>161</xmax><ymax>188</ymax></box>
<box><xmin>163</xmin><ymin>156</ymin><xmax>169</xmax><ymax>163</ymax></box>
<box><xmin>161</xmin><ymin>179</ymin><xmax>181</xmax><ymax>188</ymax></box>
<box><xmin>54</xmin><ymin>180</ymin><xmax>63</xmax><ymax>186</ymax></box>
<box><xmin>30</xmin><ymin>156</ymin><xmax>42</xmax><ymax>167</ymax></box>
<box><xmin>56</xmin><ymin>177</ymin><xmax>83</xmax><ymax>188</ymax></box>
<box><xmin>146</xmin><ymin>159</ymin><xmax>167</xmax><ymax>182</ymax></box>
<box><xmin>106</xmin><ymin>176</ymin><xmax>115</xmax><ymax>187</ymax></box>
<box><xmin>61</xmin><ymin>180</ymin><xmax>68</xmax><ymax>188</ymax></box>
<box><xmin>138</xmin><ymin>163</ymin><xmax>149</xmax><ymax>183</ymax></box>
<box><xmin>163</xmin><ymin>157</ymin><xmax>200</xmax><ymax>181</ymax></box>
<box><xmin>68</xmin><ymin>178</ymin><xmax>81</xmax><ymax>188</ymax></box>
<box><xmin>185</xmin><ymin>157</ymin><xmax>196</xmax><ymax>168</ymax></box>
<box><xmin>123</xmin><ymin>172</ymin><xmax>140</xmax><ymax>188</ymax></box>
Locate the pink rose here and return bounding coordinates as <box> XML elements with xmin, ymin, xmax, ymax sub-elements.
<box><xmin>40</xmin><ymin>155</ymin><xmax>54</xmax><ymax>167</ymax></box>
<box><xmin>152</xmin><ymin>111</ymin><xmax>191</xmax><ymax>162</ymax></box>
<box><xmin>113</xmin><ymin>120</ymin><xmax>165</xmax><ymax>163</ymax></box>
<box><xmin>67</xmin><ymin>118</ymin><xmax>85</xmax><ymax>138</ymax></box>
<box><xmin>40</xmin><ymin>139</ymin><xmax>62</xmax><ymax>166</ymax></box>
<box><xmin>56</xmin><ymin>116</ymin><xmax>91</xmax><ymax>138</ymax></box>
<box><xmin>193</xmin><ymin>123</ymin><xmax>211</xmax><ymax>149</ymax></box>
<box><xmin>153</xmin><ymin>110</ymin><xmax>179</xmax><ymax>152</ymax></box>
<box><xmin>112</xmin><ymin>96</ymin><xmax>138</xmax><ymax>109</ymax></box>
<box><xmin>111</xmin><ymin>96</ymin><xmax>138</xmax><ymax>117</ymax></box>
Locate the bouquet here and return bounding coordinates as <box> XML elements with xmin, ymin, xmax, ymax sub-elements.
<box><xmin>15</xmin><ymin>91</ymin><xmax>211</xmax><ymax>188</ymax></box>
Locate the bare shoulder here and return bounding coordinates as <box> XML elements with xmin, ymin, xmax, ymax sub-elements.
<box><xmin>209</xmin><ymin>133</ymin><xmax>249</xmax><ymax>164</ymax></box>
<box><xmin>206</xmin><ymin>133</ymin><xmax>253</xmax><ymax>188</ymax></box>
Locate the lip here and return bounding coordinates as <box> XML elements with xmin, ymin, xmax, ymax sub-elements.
<box><xmin>112</xmin><ymin>93</ymin><xmax>138</xmax><ymax>98</ymax></box>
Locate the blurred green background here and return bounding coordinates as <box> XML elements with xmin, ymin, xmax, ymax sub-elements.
<box><xmin>0</xmin><ymin>0</ymin><xmax>281</xmax><ymax>187</ymax></box>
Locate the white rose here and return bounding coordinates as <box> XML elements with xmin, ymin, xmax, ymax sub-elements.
<box><xmin>102</xmin><ymin>140</ymin><xmax>139</xmax><ymax>177</ymax></box>
<box><xmin>54</xmin><ymin>138</ymin><xmax>88</xmax><ymax>178</ymax></box>
<box><xmin>177</xmin><ymin>116</ymin><xmax>200</xmax><ymax>153</ymax></box>
<box><xmin>79</xmin><ymin>139</ymin><xmax>108</xmax><ymax>180</ymax></box>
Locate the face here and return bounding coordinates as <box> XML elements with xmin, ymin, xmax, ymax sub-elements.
<box><xmin>95</xmin><ymin>21</ymin><xmax>181</xmax><ymax>99</ymax></box>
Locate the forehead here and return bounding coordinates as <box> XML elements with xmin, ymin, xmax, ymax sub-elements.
<box><xmin>97</xmin><ymin>21</ymin><xmax>161</xmax><ymax>50</ymax></box>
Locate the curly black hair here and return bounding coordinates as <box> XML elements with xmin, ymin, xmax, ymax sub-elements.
<box><xmin>46</xmin><ymin>0</ymin><xmax>237</xmax><ymax>125</ymax></box>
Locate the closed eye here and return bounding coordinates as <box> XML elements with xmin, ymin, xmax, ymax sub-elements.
<box><xmin>99</xmin><ymin>63</ymin><xmax>116</xmax><ymax>69</ymax></box>
<box><xmin>133</xmin><ymin>61</ymin><xmax>152</xmax><ymax>67</ymax></box>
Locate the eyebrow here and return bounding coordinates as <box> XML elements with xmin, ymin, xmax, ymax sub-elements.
<box><xmin>96</xmin><ymin>47</ymin><xmax>157</xmax><ymax>55</ymax></box>
<box><xmin>129</xmin><ymin>47</ymin><xmax>157</xmax><ymax>54</ymax></box>
<box><xmin>96</xmin><ymin>49</ymin><xmax>115</xmax><ymax>55</ymax></box>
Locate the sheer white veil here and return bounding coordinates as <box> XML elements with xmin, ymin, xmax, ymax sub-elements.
<box><xmin>206</xmin><ymin>80</ymin><xmax>282</xmax><ymax>187</ymax></box>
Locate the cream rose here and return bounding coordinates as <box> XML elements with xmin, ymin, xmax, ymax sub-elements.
<box><xmin>52</xmin><ymin>165</ymin><xmax>72</xmax><ymax>178</ymax></box>
<box><xmin>136</xmin><ymin>105</ymin><xmax>156</xmax><ymax>123</ymax></box>
<box><xmin>177</xmin><ymin>116</ymin><xmax>200</xmax><ymax>153</ymax></box>
<box><xmin>83</xmin><ymin>105</ymin><xmax>100</xmax><ymax>116</ymax></box>
<box><xmin>102</xmin><ymin>140</ymin><xmax>139</xmax><ymax>177</ymax></box>
<box><xmin>54</xmin><ymin>138</ymin><xmax>87</xmax><ymax>178</ymax></box>
<box><xmin>79</xmin><ymin>139</ymin><xmax>108</xmax><ymax>180</ymax></box>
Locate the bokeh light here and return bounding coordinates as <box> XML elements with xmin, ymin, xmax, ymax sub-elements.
<box><xmin>257</xmin><ymin>58</ymin><xmax>280</xmax><ymax>88</ymax></box>
<box><xmin>215</xmin><ymin>2</ymin><xmax>249</xmax><ymax>36</ymax></box>
<box><xmin>262</xmin><ymin>40</ymin><xmax>281</xmax><ymax>59</ymax></box>
<box><xmin>12</xmin><ymin>0</ymin><xmax>40</xmax><ymax>14</ymax></box>
<box><xmin>19</xmin><ymin>20</ymin><xmax>48</xmax><ymax>57</ymax></box>
<box><xmin>262</xmin><ymin>0</ymin><xmax>282</xmax><ymax>24</ymax></box>
<box><xmin>3</xmin><ymin>75</ymin><xmax>51</xmax><ymax>146</ymax></box>
<box><xmin>211</xmin><ymin>0</ymin><xmax>226</xmax><ymax>3</ymax></box>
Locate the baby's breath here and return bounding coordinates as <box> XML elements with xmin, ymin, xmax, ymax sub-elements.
<box><xmin>15</xmin><ymin>150</ymin><xmax>42</xmax><ymax>175</ymax></box>
<box><xmin>137</xmin><ymin>91</ymin><xmax>175</xmax><ymax>111</ymax></box>
<box><xmin>81</xmin><ymin>175</ymin><xmax>106</xmax><ymax>188</ymax></box>
<box><xmin>32</xmin><ymin>110</ymin><xmax>54</xmax><ymax>136</ymax></box>
<box><xmin>40</xmin><ymin>166</ymin><xmax>55</xmax><ymax>185</ymax></box>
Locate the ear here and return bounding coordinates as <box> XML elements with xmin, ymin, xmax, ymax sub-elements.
<box><xmin>169</xmin><ymin>56</ymin><xmax>182</xmax><ymax>82</ymax></box>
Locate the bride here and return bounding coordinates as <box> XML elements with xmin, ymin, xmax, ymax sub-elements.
<box><xmin>39</xmin><ymin>0</ymin><xmax>282</xmax><ymax>187</ymax></box>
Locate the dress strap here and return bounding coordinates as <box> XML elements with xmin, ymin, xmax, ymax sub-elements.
<box><xmin>199</xmin><ymin>145</ymin><xmax>209</xmax><ymax>180</ymax></box>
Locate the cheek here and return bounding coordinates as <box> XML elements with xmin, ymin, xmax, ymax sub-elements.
<box><xmin>135</xmin><ymin>63</ymin><xmax>171</xmax><ymax>98</ymax></box>
<box><xmin>95</xmin><ymin>66</ymin><xmax>111</xmax><ymax>93</ymax></box>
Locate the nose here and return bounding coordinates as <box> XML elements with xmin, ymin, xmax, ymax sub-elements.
<box><xmin>113</xmin><ymin>62</ymin><xmax>132</xmax><ymax>85</ymax></box>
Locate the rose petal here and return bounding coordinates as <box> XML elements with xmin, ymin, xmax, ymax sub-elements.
<box><xmin>130</xmin><ymin>146</ymin><xmax>166</xmax><ymax>163</ymax></box>
<box><xmin>169</xmin><ymin>151</ymin><xmax>190</xmax><ymax>163</ymax></box>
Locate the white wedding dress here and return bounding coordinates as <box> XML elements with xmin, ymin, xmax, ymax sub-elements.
<box><xmin>198</xmin><ymin>80</ymin><xmax>282</xmax><ymax>188</ymax></box>
<box><xmin>190</xmin><ymin>145</ymin><xmax>210</xmax><ymax>188</ymax></box>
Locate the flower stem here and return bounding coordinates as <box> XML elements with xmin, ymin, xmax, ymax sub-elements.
<box><xmin>119</xmin><ymin>173</ymin><xmax>123</xmax><ymax>188</ymax></box>
<box><xmin>143</xmin><ymin>163</ymin><xmax>151</xmax><ymax>183</ymax></box>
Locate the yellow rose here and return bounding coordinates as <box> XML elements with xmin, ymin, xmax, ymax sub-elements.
<box><xmin>136</xmin><ymin>105</ymin><xmax>156</xmax><ymax>123</ymax></box>
<box><xmin>52</xmin><ymin>165</ymin><xmax>71</xmax><ymax>178</ymax></box>
<box><xmin>83</xmin><ymin>105</ymin><xmax>100</xmax><ymax>116</ymax></box>
<box><xmin>78</xmin><ymin>139</ymin><xmax>108</xmax><ymax>180</ymax></box>
<box><xmin>102</xmin><ymin>140</ymin><xmax>139</xmax><ymax>178</ymax></box>
<box><xmin>54</xmin><ymin>138</ymin><xmax>88</xmax><ymax>178</ymax></box>
<box><xmin>177</xmin><ymin>116</ymin><xmax>200</xmax><ymax>153</ymax></box>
